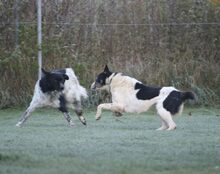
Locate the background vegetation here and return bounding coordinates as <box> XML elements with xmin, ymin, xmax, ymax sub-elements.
<box><xmin>0</xmin><ymin>0</ymin><xmax>220</xmax><ymax>108</ymax></box>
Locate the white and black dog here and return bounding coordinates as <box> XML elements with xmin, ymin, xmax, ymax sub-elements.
<box><xmin>91</xmin><ymin>65</ymin><xmax>195</xmax><ymax>130</ymax></box>
<box><xmin>16</xmin><ymin>68</ymin><xmax>87</xmax><ymax>127</ymax></box>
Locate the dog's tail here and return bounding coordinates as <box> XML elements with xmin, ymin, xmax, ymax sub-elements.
<box><xmin>181</xmin><ymin>91</ymin><xmax>196</xmax><ymax>102</ymax></box>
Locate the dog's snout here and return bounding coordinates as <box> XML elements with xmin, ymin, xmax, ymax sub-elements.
<box><xmin>91</xmin><ymin>82</ymin><xmax>96</xmax><ymax>90</ymax></box>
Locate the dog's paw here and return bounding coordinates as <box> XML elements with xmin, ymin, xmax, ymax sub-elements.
<box><xmin>95</xmin><ymin>110</ymin><xmax>102</xmax><ymax>120</ymax></box>
<box><xmin>166</xmin><ymin>126</ymin><xmax>177</xmax><ymax>131</ymax></box>
<box><xmin>156</xmin><ymin>125</ymin><xmax>168</xmax><ymax>131</ymax></box>
<box><xmin>16</xmin><ymin>122</ymin><xmax>22</xmax><ymax>127</ymax></box>
<box><xmin>69</xmin><ymin>120</ymin><xmax>75</xmax><ymax>127</ymax></box>
<box><xmin>79</xmin><ymin>116</ymin><xmax>86</xmax><ymax>126</ymax></box>
<box><xmin>114</xmin><ymin>112</ymin><xmax>123</xmax><ymax>117</ymax></box>
<box><xmin>95</xmin><ymin>115</ymin><xmax>101</xmax><ymax>120</ymax></box>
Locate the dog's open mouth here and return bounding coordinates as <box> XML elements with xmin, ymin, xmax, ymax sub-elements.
<box><xmin>91</xmin><ymin>82</ymin><xmax>102</xmax><ymax>91</ymax></box>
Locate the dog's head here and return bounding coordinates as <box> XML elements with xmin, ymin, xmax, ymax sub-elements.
<box><xmin>40</xmin><ymin>68</ymin><xmax>69</xmax><ymax>93</ymax></box>
<box><xmin>91</xmin><ymin>65</ymin><xmax>112</xmax><ymax>90</ymax></box>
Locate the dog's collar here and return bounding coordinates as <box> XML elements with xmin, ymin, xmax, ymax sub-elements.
<box><xmin>105</xmin><ymin>73</ymin><xmax>116</xmax><ymax>92</ymax></box>
<box><xmin>107</xmin><ymin>72</ymin><xmax>118</xmax><ymax>85</ymax></box>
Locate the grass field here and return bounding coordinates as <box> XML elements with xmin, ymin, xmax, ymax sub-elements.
<box><xmin>0</xmin><ymin>107</ymin><xmax>220</xmax><ymax>174</ymax></box>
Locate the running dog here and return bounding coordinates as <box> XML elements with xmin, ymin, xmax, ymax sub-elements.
<box><xmin>16</xmin><ymin>68</ymin><xmax>87</xmax><ymax>127</ymax></box>
<box><xmin>91</xmin><ymin>65</ymin><xmax>195</xmax><ymax>130</ymax></box>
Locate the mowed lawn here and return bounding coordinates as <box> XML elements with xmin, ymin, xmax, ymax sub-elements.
<box><xmin>0</xmin><ymin>107</ymin><xmax>220</xmax><ymax>174</ymax></box>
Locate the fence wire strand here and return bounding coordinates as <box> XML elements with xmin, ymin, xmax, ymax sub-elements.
<box><xmin>3</xmin><ymin>21</ymin><xmax>220</xmax><ymax>27</ymax></box>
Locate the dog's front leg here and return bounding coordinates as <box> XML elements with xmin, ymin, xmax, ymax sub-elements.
<box><xmin>59</xmin><ymin>103</ymin><xmax>74</xmax><ymax>127</ymax></box>
<box><xmin>16</xmin><ymin>102</ymin><xmax>39</xmax><ymax>127</ymax></box>
<box><xmin>96</xmin><ymin>103</ymin><xmax>124</xmax><ymax>120</ymax></box>
<box><xmin>59</xmin><ymin>95</ymin><xmax>74</xmax><ymax>127</ymax></box>
<box><xmin>16</xmin><ymin>109</ymin><xmax>31</xmax><ymax>127</ymax></box>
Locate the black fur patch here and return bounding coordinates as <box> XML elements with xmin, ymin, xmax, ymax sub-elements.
<box><xmin>135</xmin><ymin>83</ymin><xmax>161</xmax><ymax>100</ymax></box>
<box><xmin>163</xmin><ymin>91</ymin><xmax>183</xmax><ymax>115</ymax></box>
<box><xmin>59</xmin><ymin>95</ymin><xmax>68</xmax><ymax>112</ymax></box>
<box><xmin>40</xmin><ymin>71</ymin><xmax>68</xmax><ymax>93</ymax></box>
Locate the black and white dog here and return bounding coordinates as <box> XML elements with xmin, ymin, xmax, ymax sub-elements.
<box><xmin>91</xmin><ymin>65</ymin><xmax>195</xmax><ymax>130</ymax></box>
<box><xmin>16</xmin><ymin>68</ymin><xmax>87</xmax><ymax>127</ymax></box>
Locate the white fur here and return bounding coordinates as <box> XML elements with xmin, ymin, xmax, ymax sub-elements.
<box><xmin>64</xmin><ymin>68</ymin><xmax>87</xmax><ymax>103</ymax></box>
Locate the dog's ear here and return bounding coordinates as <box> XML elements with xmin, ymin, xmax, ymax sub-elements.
<box><xmin>104</xmin><ymin>65</ymin><xmax>110</xmax><ymax>73</ymax></box>
<box><xmin>41</xmin><ymin>68</ymin><xmax>49</xmax><ymax>78</ymax></box>
<box><xmin>63</xmin><ymin>74</ymin><xmax>69</xmax><ymax>80</ymax></box>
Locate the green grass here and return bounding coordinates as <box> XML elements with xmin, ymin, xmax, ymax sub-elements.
<box><xmin>0</xmin><ymin>107</ymin><xmax>220</xmax><ymax>174</ymax></box>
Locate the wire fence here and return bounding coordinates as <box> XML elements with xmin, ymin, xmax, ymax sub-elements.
<box><xmin>3</xmin><ymin>21</ymin><xmax>220</xmax><ymax>26</ymax></box>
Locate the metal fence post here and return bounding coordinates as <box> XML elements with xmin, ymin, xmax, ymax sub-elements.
<box><xmin>14</xmin><ymin>0</ymin><xmax>19</xmax><ymax>48</ymax></box>
<box><xmin>37</xmin><ymin>0</ymin><xmax>42</xmax><ymax>79</ymax></box>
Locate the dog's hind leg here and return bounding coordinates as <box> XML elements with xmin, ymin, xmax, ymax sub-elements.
<box><xmin>73</xmin><ymin>100</ymin><xmax>86</xmax><ymax>126</ymax></box>
<box><xmin>157</xmin><ymin>109</ymin><xmax>176</xmax><ymax>130</ymax></box>
<box><xmin>156</xmin><ymin>119</ymin><xmax>168</xmax><ymax>131</ymax></box>
<box><xmin>96</xmin><ymin>103</ymin><xmax>124</xmax><ymax>120</ymax></box>
<box><xmin>156</xmin><ymin>101</ymin><xmax>177</xmax><ymax>130</ymax></box>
